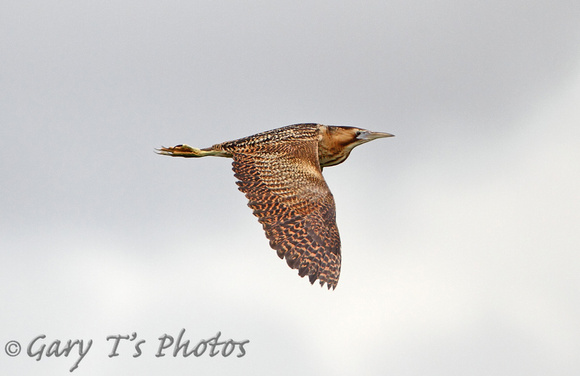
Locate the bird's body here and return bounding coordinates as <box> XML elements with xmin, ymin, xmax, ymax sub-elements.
<box><xmin>157</xmin><ymin>123</ymin><xmax>393</xmax><ymax>289</ymax></box>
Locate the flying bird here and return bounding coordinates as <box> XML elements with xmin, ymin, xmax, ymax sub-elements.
<box><xmin>157</xmin><ymin>123</ymin><xmax>393</xmax><ymax>289</ymax></box>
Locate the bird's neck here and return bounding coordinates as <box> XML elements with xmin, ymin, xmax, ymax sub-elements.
<box><xmin>317</xmin><ymin>132</ymin><xmax>354</xmax><ymax>168</ymax></box>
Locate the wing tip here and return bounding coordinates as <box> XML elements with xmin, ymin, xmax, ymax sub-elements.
<box><xmin>270</xmin><ymin>243</ymin><xmax>340</xmax><ymax>290</ymax></box>
<box><xmin>306</xmin><ymin>269</ymin><xmax>338</xmax><ymax>290</ymax></box>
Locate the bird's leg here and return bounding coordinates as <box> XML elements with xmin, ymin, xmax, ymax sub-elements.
<box><xmin>156</xmin><ymin>144</ymin><xmax>232</xmax><ymax>158</ymax></box>
<box><xmin>156</xmin><ymin>144</ymin><xmax>203</xmax><ymax>157</ymax></box>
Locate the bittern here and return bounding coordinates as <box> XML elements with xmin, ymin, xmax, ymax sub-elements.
<box><xmin>157</xmin><ymin>123</ymin><xmax>393</xmax><ymax>289</ymax></box>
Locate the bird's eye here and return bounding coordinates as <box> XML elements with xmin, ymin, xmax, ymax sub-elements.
<box><xmin>355</xmin><ymin>131</ymin><xmax>362</xmax><ymax>138</ymax></box>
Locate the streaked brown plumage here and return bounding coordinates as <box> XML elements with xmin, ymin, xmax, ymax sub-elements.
<box><xmin>157</xmin><ymin>123</ymin><xmax>393</xmax><ymax>289</ymax></box>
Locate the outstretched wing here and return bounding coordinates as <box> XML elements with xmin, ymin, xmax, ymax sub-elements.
<box><xmin>219</xmin><ymin>128</ymin><xmax>341</xmax><ymax>289</ymax></box>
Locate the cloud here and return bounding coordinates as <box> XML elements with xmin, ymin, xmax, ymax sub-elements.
<box><xmin>1</xmin><ymin>1</ymin><xmax>579</xmax><ymax>375</ymax></box>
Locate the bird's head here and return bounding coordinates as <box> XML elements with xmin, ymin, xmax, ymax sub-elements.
<box><xmin>318</xmin><ymin>125</ymin><xmax>394</xmax><ymax>167</ymax></box>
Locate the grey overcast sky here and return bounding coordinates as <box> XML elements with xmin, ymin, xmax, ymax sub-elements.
<box><xmin>2</xmin><ymin>1</ymin><xmax>580</xmax><ymax>375</ymax></box>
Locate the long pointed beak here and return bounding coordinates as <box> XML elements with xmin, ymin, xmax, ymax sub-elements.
<box><xmin>358</xmin><ymin>131</ymin><xmax>395</xmax><ymax>141</ymax></box>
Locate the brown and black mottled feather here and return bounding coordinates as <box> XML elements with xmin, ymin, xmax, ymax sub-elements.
<box><xmin>214</xmin><ymin>124</ymin><xmax>341</xmax><ymax>289</ymax></box>
<box><xmin>157</xmin><ymin>123</ymin><xmax>394</xmax><ymax>289</ymax></box>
